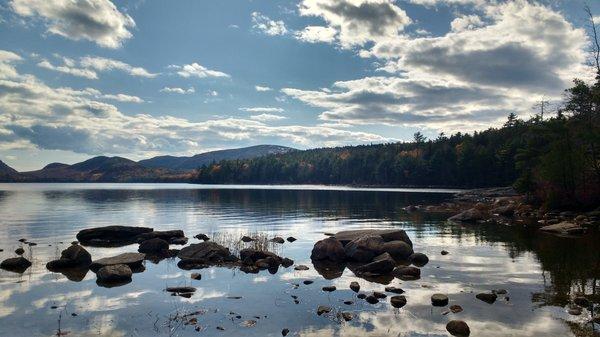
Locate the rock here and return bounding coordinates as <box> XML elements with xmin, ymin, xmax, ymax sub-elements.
<box><xmin>18</xmin><ymin>238</ymin><xmax>27</xmax><ymax>243</ymax></box>
<box><xmin>240</xmin><ymin>249</ymin><xmax>282</xmax><ymax>266</ymax></box>
<box><xmin>350</xmin><ymin>281</ymin><xmax>360</xmax><ymax>293</ymax></box>
<box><xmin>344</xmin><ymin>235</ymin><xmax>385</xmax><ymax>262</ymax></box>
<box><xmin>448</xmin><ymin>208</ymin><xmax>486</xmax><ymax>223</ymax></box>
<box><xmin>381</xmin><ymin>241</ymin><xmax>413</xmax><ymax>260</ymax></box>
<box><xmin>136</xmin><ymin>230</ymin><xmax>186</xmax><ymax>244</ymax></box>
<box><xmin>271</xmin><ymin>237</ymin><xmax>285</xmax><ymax>244</ymax></box>
<box><xmin>334</xmin><ymin>229</ymin><xmax>413</xmax><ymax>247</ymax></box>
<box><xmin>313</xmin><ymin>260</ymin><xmax>345</xmax><ymax>279</ymax></box>
<box><xmin>170</xmin><ymin>237</ymin><xmax>188</xmax><ymax>245</ymax></box>
<box><xmin>286</xmin><ymin>237</ymin><xmax>297</xmax><ymax>243</ymax></box>
<box><xmin>355</xmin><ymin>252</ymin><xmax>396</xmax><ymax>275</ymax></box>
<box><xmin>28</xmin><ymin>242</ymin><xmax>37</xmax><ymax>246</ymax></box>
<box><xmin>90</xmin><ymin>252</ymin><xmax>145</xmax><ymax>271</ymax></box>
<box><xmin>573</xmin><ymin>296</ymin><xmax>590</xmax><ymax>307</ymax></box>
<box><xmin>494</xmin><ymin>289</ymin><xmax>508</xmax><ymax>295</ymax></box>
<box><xmin>138</xmin><ymin>238</ymin><xmax>169</xmax><ymax>254</ymax></box>
<box><xmin>343</xmin><ymin>300</ymin><xmax>353</xmax><ymax>305</ymax></box>
<box><xmin>46</xmin><ymin>245</ymin><xmax>92</xmax><ymax>270</ymax></box>
<box><xmin>294</xmin><ymin>265</ymin><xmax>309</xmax><ymax>271</ymax></box>
<box><xmin>568</xmin><ymin>307</ymin><xmax>582</xmax><ymax>315</ymax></box>
<box><xmin>241</xmin><ymin>236</ymin><xmax>254</xmax><ymax>243</ymax></box>
<box><xmin>373</xmin><ymin>291</ymin><xmax>387</xmax><ymax>299</ymax></box>
<box><xmin>194</xmin><ymin>234</ymin><xmax>210</xmax><ymax>241</ymax></box>
<box><xmin>385</xmin><ymin>286</ymin><xmax>404</xmax><ymax>294</ymax></box>
<box><xmin>303</xmin><ymin>280</ymin><xmax>313</xmax><ymax>285</ymax></box>
<box><xmin>365</xmin><ymin>295</ymin><xmax>379</xmax><ymax>304</ymax></box>
<box><xmin>392</xmin><ymin>266</ymin><xmax>421</xmax><ymax>280</ymax></box>
<box><xmin>441</xmin><ymin>250</ymin><xmax>449</xmax><ymax>255</ymax></box>
<box><xmin>310</xmin><ymin>237</ymin><xmax>345</xmax><ymax>261</ymax></box>
<box><xmin>491</xmin><ymin>204</ymin><xmax>516</xmax><ymax>217</ymax></box>
<box><xmin>476</xmin><ymin>293</ymin><xmax>497</xmax><ymax>304</ymax></box>
<box><xmin>317</xmin><ymin>305</ymin><xmax>331</xmax><ymax>316</ymax></box>
<box><xmin>281</xmin><ymin>258</ymin><xmax>294</xmax><ymax>268</ymax></box>
<box><xmin>96</xmin><ymin>264</ymin><xmax>132</xmax><ymax>284</ymax></box>
<box><xmin>591</xmin><ymin>315</ymin><xmax>600</xmax><ymax>324</ymax></box>
<box><xmin>76</xmin><ymin>226</ymin><xmax>153</xmax><ymax>247</ymax></box>
<box><xmin>539</xmin><ymin>221</ymin><xmax>584</xmax><ymax>235</ymax></box>
<box><xmin>178</xmin><ymin>242</ymin><xmax>237</xmax><ymax>265</ymax></box>
<box><xmin>282</xmin><ymin>328</ymin><xmax>290</xmax><ymax>336</ymax></box>
<box><xmin>0</xmin><ymin>257</ymin><xmax>32</xmax><ymax>273</ymax></box>
<box><xmin>446</xmin><ymin>320</ymin><xmax>470</xmax><ymax>337</ymax></box>
<box><xmin>322</xmin><ymin>286</ymin><xmax>336</xmax><ymax>292</ymax></box>
<box><xmin>341</xmin><ymin>312</ymin><xmax>353</xmax><ymax>321</ymax></box>
<box><xmin>15</xmin><ymin>248</ymin><xmax>24</xmax><ymax>255</ymax></box>
<box><xmin>450</xmin><ymin>305</ymin><xmax>463</xmax><ymax>313</ymax></box>
<box><xmin>390</xmin><ymin>295</ymin><xmax>407</xmax><ymax>308</ymax></box>
<box><xmin>431</xmin><ymin>294</ymin><xmax>449</xmax><ymax>306</ymax></box>
<box><xmin>166</xmin><ymin>286</ymin><xmax>196</xmax><ymax>293</ymax></box>
<box><xmin>191</xmin><ymin>273</ymin><xmax>202</xmax><ymax>280</ymax></box>
<box><xmin>409</xmin><ymin>253</ymin><xmax>429</xmax><ymax>267</ymax></box>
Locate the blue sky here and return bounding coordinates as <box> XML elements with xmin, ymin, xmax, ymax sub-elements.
<box><xmin>0</xmin><ymin>0</ymin><xmax>598</xmax><ymax>171</ymax></box>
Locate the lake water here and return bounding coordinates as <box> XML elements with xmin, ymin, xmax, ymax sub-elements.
<box><xmin>0</xmin><ymin>183</ymin><xmax>598</xmax><ymax>337</ymax></box>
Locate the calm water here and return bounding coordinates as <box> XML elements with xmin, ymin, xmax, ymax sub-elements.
<box><xmin>0</xmin><ymin>183</ymin><xmax>598</xmax><ymax>337</ymax></box>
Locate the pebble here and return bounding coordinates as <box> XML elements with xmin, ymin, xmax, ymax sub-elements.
<box><xmin>441</xmin><ymin>250</ymin><xmax>449</xmax><ymax>255</ymax></box>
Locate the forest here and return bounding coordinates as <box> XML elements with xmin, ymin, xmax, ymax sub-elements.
<box><xmin>194</xmin><ymin>74</ymin><xmax>600</xmax><ymax>210</ymax></box>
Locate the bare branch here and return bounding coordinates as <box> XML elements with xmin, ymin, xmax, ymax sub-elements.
<box><xmin>585</xmin><ymin>4</ymin><xmax>600</xmax><ymax>76</ymax></box>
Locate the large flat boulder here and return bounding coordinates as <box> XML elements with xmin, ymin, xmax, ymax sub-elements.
<box><xmin>178</xmin><ymin>242</ymin><xmax>237</xmax><ymax>263</ymax></box>
<box><xmin>90</xmin><ymin>252</ymin><xmax>145</xmax><ymax>271</ymax></box>
<box><xmin>135</xmin><ymin>230</ymin><xmax>187</xmax><ymax>244</ymax></box>
<box><xmin>77</xmin><ymin>226</ymin><xmax>153</xmax><ymax>247</ymax></box>
<box><xmin>1</xmin><ymin>257</ymin><xmax>32</xmax><ymax>273</ymax></box>
<box><xmin>334</xmin><ymin>229</ymin><xmax>412</xmax><ymax>247</ymax></box>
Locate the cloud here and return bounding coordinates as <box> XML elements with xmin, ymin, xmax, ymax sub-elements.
<box><xmin>101</xmin><ymin>93</ymin><xmax>144</xmax><ymax>103</ymax></box>
<box><xmin>295</xmin><ymin>26</ymin><xmax>337</xmax><ymax>43</ymax></box>
<box><xmin>0</xmin><ymin>50</ymin><xmax>390</xmax><ymax>156</ymax></box>
<box><xmin>80</xmin><ymin>56</ymin><xmax>158</xmax><ymax>78</ymax></box>
<box><xmin>249</xmin><ymin>113</ymin><xmax>287</xmax><ymax>121</ymax></box>
<box><xmin>37</xmin><ymin>58</ymin><xmax>98</xmax><ymax>79</ymax></box>
<box><xmin>160</xmin><ymin>86</ymin><xmax>195</xmax><ymax>94</ymax></box>
<box><xmin>251</xmin><ymin>12</ymin><xmax>288</xmax><ymax>36</ymax></box>
<box><xmin>298</xmin><ymin>0</ymin><xmax>411</xmax><ymax>48</ymax></box>
<box><xmin>9</xmin><ymin>0</ymin><xmax>135</xmax><ymax>48</ymax></box>
<box><xmin>169</xmin><ymin>63</ymin><xmax>230</xmax><ymax>79</ymax></box>
<box><xmin>255</xmin><ymin>85</ymin><xmax>272</xmax><ymax>92</ymax></box>
<box><xmin>282</xmin><ymin>0</ymin><xmax>589</xmax><ymax>132</ymax></box>
<box><xmin>239</xmin><ymin>107</ymin><xmax>284</xmax><ymax>113</ymax></box>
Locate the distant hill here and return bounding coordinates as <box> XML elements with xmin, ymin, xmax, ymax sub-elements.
<box><xmin>139</xmin><ymin>145</ymin><xmax>295</xmax><ymax>170</ymax></box>
<box><xmin>0</xmin><ymin>160</ymin><xmax>20</xmax><ymax>182</ymax></box>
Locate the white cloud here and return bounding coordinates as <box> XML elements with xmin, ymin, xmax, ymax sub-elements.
<box><xmin>80</xmin><ymin>56</ymin><xmax>158</xmax><ymax>78</ymax></box>
<box><xmin>295</xmin><ymin>26</ymin><xmax>337</xmax><ymax>43</ymax></box>
<box><xmin>249</xmin><ymin>113</ymin><xmax>287</xmax><ymax>121</ymax></box>
<box><xmin>239</xmin><ymin>107</ymin><xmax>284</xmax><ymax>113</ymax></box>
<box><xmin>251</xmin><ymin>12</ymin><xmax>288</xmax><ymax>36</ymax></box>
<box><xmin>298</xmin><ymin>0</ymin><xmax>411</xmax><ymax>48</ymax></box>
<box><xmin>101</xmin><ymin>93</ymin><xmax>144</xmax><ymax>103</ymax></box>
<box><xmin>160</xmin><ymin>86</ymin><xmax>195</xmax><ymax>94</ymax></box>
<box><xmin>0</xmin><ymin>50</ymin><xmax>389</xmax><ymax>155</ymax></box>
<box><xmin>450</xmin><ymin>14</ymin><xmax>484</xmax><ymax>32</ymax></box>
<box><xmin>170</xmin><ymin>63</ymin><xmax>230</xmax><ymax>79</ymax></box>
<box><xmin>10</xmin><ymin>0</ymin><xmax>135</xmax><ymax>48</ymax></box>
<box><xmin>37</xmin><ymin>59</ymin><xmax>98</xmax><ymax>79</ymax></box>
<box><xmin>255</xmin><ymin>85</ymin><xmax>273</xmax><ymax>92</ymax></box>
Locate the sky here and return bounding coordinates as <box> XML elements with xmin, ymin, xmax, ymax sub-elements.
<box><xmin>0</xmin><ymin>0</ymin><xmax>598</xmax><ymax>171</ymax></box>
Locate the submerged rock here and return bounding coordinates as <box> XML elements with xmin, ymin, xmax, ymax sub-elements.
<box><xmin>448</xmin><ymin>208</ymin><xmax>486</xmax><ymax>223</ymax></box>
<box><xmin>539</xmin><ymin>221</ymin><xmax>584</xmax><ymax>235</ymax></box>
<box><xmin>317</xmin><ymin>305</ymin><xmax>331</xmax><ymax>316</ymax></box>
<box><xmin>46</xmin><ymin>245</ymin><xmax>92</xmax><ymax>270</ymax></box>
<box><xmin>446</xmin><ymin>320</ymin><xmax>470</xmax><ymax>336</ymax></box>
<box><xmin>450</xmin><ymin>305</ymin><xmax>464</xmax><ymax>313</ymax></box>
<box><xmin>310</xmin><ymin>237</ymin><xmax>345</xmax><ymax>262</ymax></box>
<box><xmin>90</xmin><ymin>252</ymin><xmax>145</xmax><ymax>272</ymax></box>
<box><xmin>0</xmin><ymin>257</ymin><xmax>32</xmax><ymax>273</ymax></box>
<box><xmin>76</xmin><ymin>226</ymin><xmax>153</xmax><ymax>247</ymax></box>
<box><xmin>312</xmin><ymin>260</ymin><xmax>346</xmax><ymax>279</ymax></box>
<box><xmin>340</xmin><ymin>312</ymin><xmax>353</xmax><ymax>321</ymax></box>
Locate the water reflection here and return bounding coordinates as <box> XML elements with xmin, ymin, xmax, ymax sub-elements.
<box><xmin>0</xmin><ymin>184</ymin><xmax>597</xmax><ymax>336</ymax></box>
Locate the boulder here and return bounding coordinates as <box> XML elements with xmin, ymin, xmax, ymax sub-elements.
<box><xmin>46</xmin><ymin>245</ymin><xmax>92</xmax><ymax>270</ymax></box>
<box><xmin>138</xmin><ymin>238</ymin><xmax>169</xmax><ymax>254</ymax></box>
<box><xmin>476</xmin><ymin>292</ymin><xmax>497</xmax><ymax>304</ymax></box>
<box><xmin>355</xmin><ymin>252</ymin><xmax>396</xmax><ymax>275</ymax></box>
<box><xmin>135</xmin><ymin>230</ymin><xmax>186</xmax><ymax>244</ymax></box>
<box><xmin>96</xmin><ymin>264</ymin><xmax>132</xmax><ymax>284</ymax></box>
<box><xmin>446</xmin><ymin>320</ymin><xmax>470</xmax><ymax>337</ymax></box>
<box><xmin>286</xmin><ymin>237</ymin><xmax>297</xmax><ymax>243</ymax></box>
<box><xmin>344</xmin><ymin>235</ymin><xmax>385</xmax><ymax>262</ymax></box>
<box><xmin>310</xmin><ymin>237</ymin><xmax>345</xmax><ymax>261</ymax></box>
<box><xmin>448</xmin><ymin>208</ymin><xmax>486</xmax><ymax>223</ymax></box>
<box><xmin>76</xmin><ymin>226</ymin><xmax>153</xmax><ymax>247</ymax></box>
<box><xmin>15</xmin><ymin>247</ymin><xmax>24</xmax><ymax>255</ymax></box>
<box><xmin>392</xmin><ymin>266</ymin><xmax>421</xmax><ymax>280</ymax></box>
<box><xmin>1</xmin><ymin>257</ymin><xmax>32</xmax><ymax>273</ymax></box>
<box><xmin>334</xmin><ymin>229</ymin><xmax>412</xmax><ymax>247</ymax></box>
<box><xmin>350</xmin><ymin>281</ymin><xmax>360</xmax><ymax>293</ymax></box>
<box><xmin>381</xmin><ymin>241</ymin><xmax>413</xmax><ymax>261</ymax></box>
<box><xmin>178</xmin><ymin>242</ymin><xmax>237</xmax><ymax>264</ymax></box>
<box><xmin>431</xmin><ymin>293</ymin><xmax>449</xmax><ymax>306</ymax></box>
<box><xmin>385</xmin><ymin>286</ymin><xmax>404</xmax><ymax>294</ymax></box>
<box><xmin>90</xmin><ymin>252</ymin><xmax>145</xmax><ymax>272</ymax></box>
<box><xmin>390</xmin><ymin>295</ymin><xmax>407</xmax><ymax>308</ymax></box>
<box><xmin>409</xmin><ymin>253</ymin><xmax>429</xmax><ymax>267</ymax></box>
<box><xmin>539</xmin><ymin>221</ymin><xmax>584</xmax><ymax>235</ymax></box>
<box><xmin>365</xmin><ymin>295</ymin><xmax>379</xmax><ymax>304</ymax></box>
<box><xmin>491</xmin><ymin>204</ymin><xmax>516</xmax><ymax>217</ymax></box>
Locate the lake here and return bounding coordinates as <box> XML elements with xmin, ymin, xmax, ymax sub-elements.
<box><xmin>0</xmin><ymin>183</ymin><xmax>597</xmax><ymax>337</ymax></box>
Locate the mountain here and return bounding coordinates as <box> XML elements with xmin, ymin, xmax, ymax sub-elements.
<box><xmin>139</xmin><ymin>145</ymin><xmax>295</xmax><ymax>170</ymax></box>
<box><xmin>22</xmin><ymin>156</ymin><xmax>192</xmax><ymax>182</ymax></box>
<box><xmin>0</xmin><ymin>160</ymin><xmax>20</xmax><ymax>181</ymax></box>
